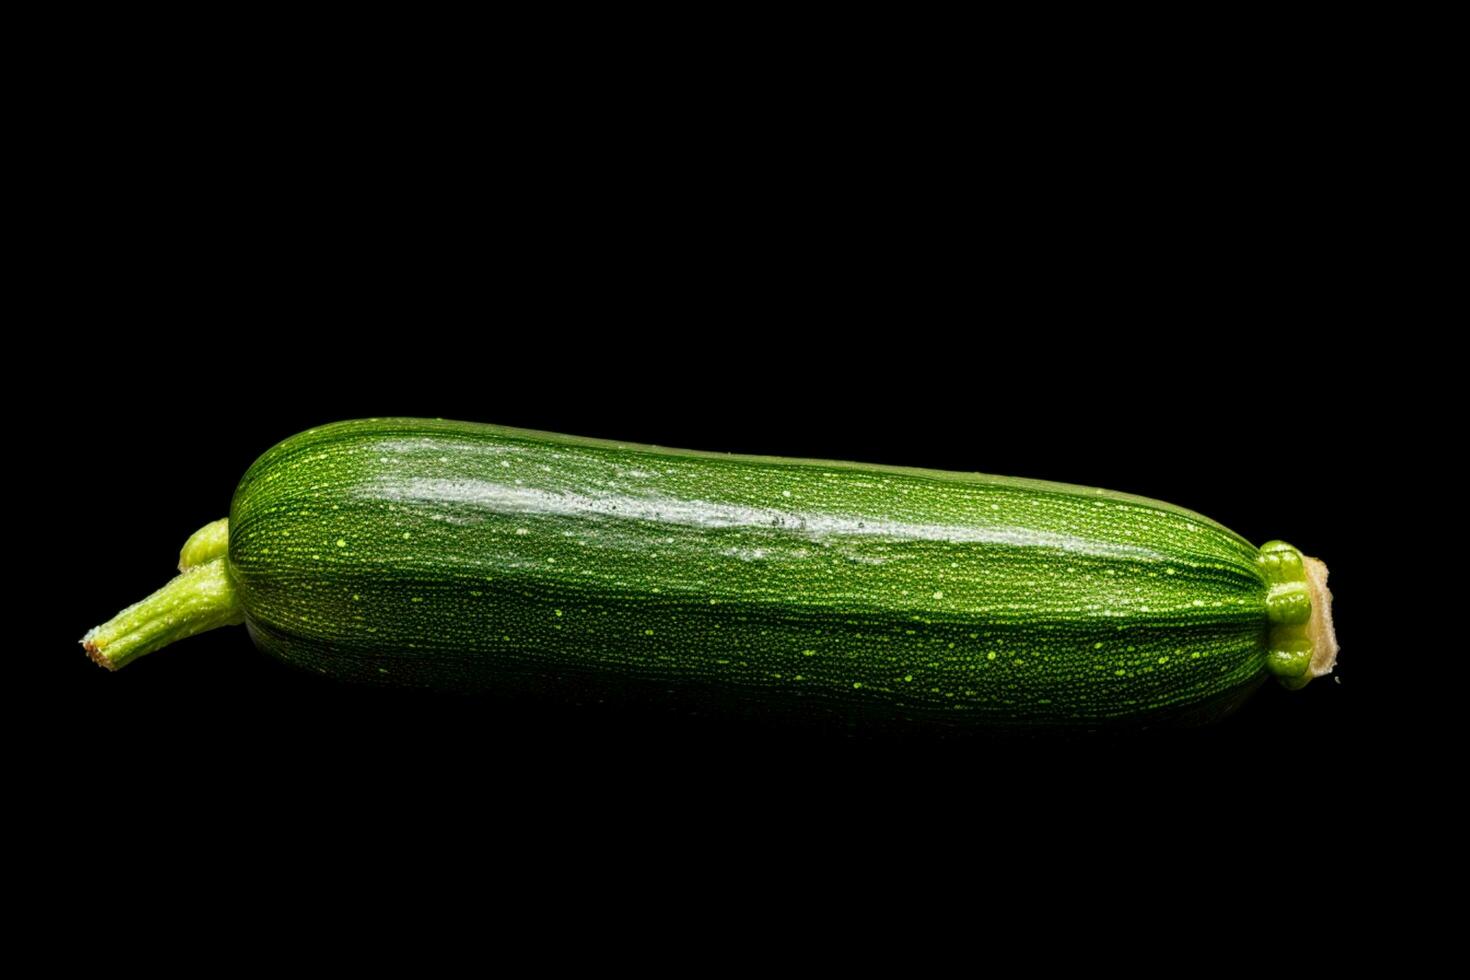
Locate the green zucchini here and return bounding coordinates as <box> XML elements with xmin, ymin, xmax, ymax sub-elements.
<box><xmin>81</xmin><ymin>417</ymin><xmax>1337</xmax><ymax>728</ymax></box>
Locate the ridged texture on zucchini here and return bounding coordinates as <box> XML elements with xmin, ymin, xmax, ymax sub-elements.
<box><xmin>226</xmin><ymin>418</ymin><xmax>1284</xmax><ymax>726</ymax></box>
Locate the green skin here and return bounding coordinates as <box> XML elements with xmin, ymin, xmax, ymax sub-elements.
<box><xmin>83</xmin><ymin>418</ymin><xmax>1322</xmax><ymax>728</ymax></box>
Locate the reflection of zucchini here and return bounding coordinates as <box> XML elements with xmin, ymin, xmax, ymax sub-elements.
<box><xmin>83</xmin><ymin>418</ymin><xmax>1336</xmax><ymax>728</ymax></box>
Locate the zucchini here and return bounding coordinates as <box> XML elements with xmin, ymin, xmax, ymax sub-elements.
<box><xmin>81</xmin><ymin>418</ymin><xmax>1337</xmax><ymax>728</ymax></box>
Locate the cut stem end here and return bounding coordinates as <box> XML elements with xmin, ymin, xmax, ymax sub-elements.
<box><xmin>1303</xmin><ymin>556</ymin><xmax>1337</xmax><ymax>680</ymax></box>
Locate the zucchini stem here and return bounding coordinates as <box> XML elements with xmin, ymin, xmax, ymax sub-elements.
<box><xmin>1259</xmin><ymin>542</ymin><xmax>1337</xmax><ymax>689</ymax></box>
<box><xmin>82</xmin><ymin>550</ymin><xmax>243</xmax><ymax>671</ymax></box>
<box><xmin>179</xmin><ymin>518</ymin><xmax>230</xmax><ymax>571</ymax></box>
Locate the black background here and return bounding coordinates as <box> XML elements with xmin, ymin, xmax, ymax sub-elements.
<box><xmin>30</xmin><ymin>81</ymin><xmax>1417</xmax><ymax>891</ymax></box>
<box><xmin>5</xmin><ymin>9</ymin><xmax>1451</xmax><ymax>961</ymax></box>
